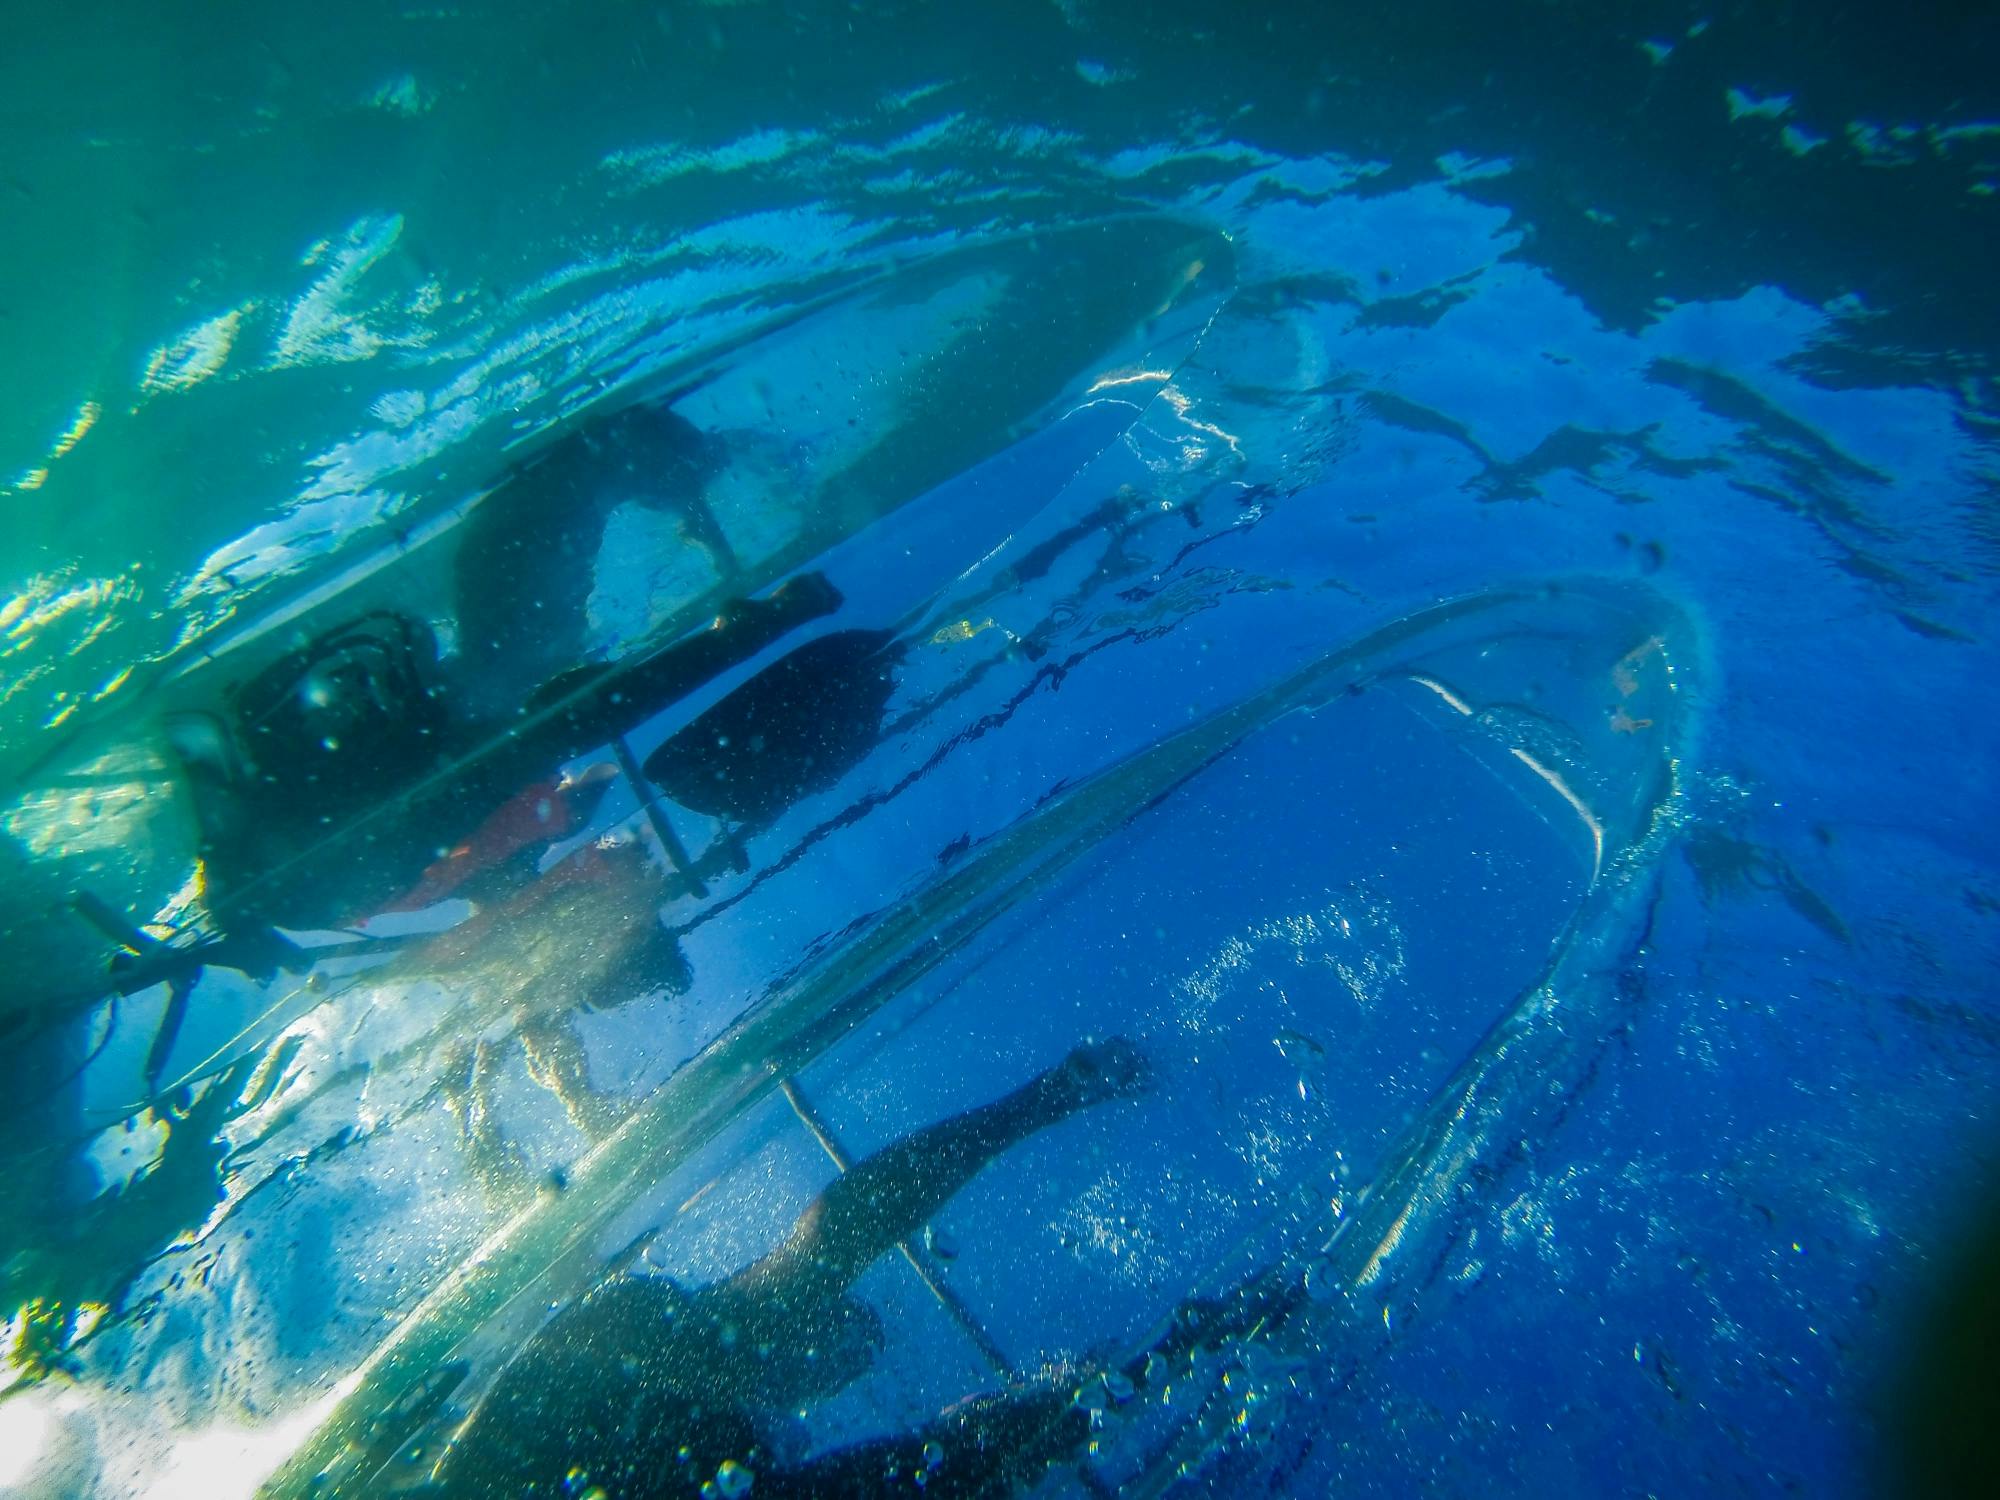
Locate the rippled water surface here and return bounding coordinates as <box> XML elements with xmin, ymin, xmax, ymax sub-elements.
<box><xmin>2</xmin><ymin>4</ymin><xmax>1996</xmax><ymax>1498</ymax></box>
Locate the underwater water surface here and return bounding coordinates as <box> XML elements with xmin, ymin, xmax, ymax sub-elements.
<box><xmin>1</xmin><ymin>4</ymin><xmax>1996</xmax><ymax>1498</ymax></box>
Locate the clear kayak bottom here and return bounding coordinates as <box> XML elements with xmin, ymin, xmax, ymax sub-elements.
<box><xmin>0</xmin><ymin>577</ymin><xmax>1693</xmax><ymax>1499</ymax></box>
<box><xmin>252</xmin><ymin>577</ymin><xmax>1694</xmax><ymax>1499</ymax></box>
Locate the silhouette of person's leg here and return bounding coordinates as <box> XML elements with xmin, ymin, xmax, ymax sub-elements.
<box><xmin>434</xmin><ymin>1040</ymin><xmax>1150</xmax><ymax>1497</ymax></box>
<box><xmin>761</xmin><ymin>1384</ymin><xmax>1090</xmax><ymax>1498</ymax></box>
<box><xmin>728</xmin><ymin>1037</ymin><xmax>1148</xmax><ymax>1307</ymax></box>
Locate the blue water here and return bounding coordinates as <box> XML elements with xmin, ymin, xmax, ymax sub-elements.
<box><xmin>2</xmin><ymin>4</ymin><xmax>1997</xmax><ymax>1497</ymax></box>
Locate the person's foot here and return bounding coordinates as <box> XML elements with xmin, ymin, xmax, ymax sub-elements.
<box><xmin>778</xmin><ymin>569</ymin><xmax>844</xmax><ymax>621</ymax></box>
<box><xmin>1051</xmin><ymin>1036</ymin><xmax>1153</xmax><ymax>1110</ymax></box>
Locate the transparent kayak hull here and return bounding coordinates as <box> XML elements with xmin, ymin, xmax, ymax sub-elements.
<box><xmin>0</xmin><ymin>214</ymin><xmax>1233</xmax><ymax>1039</ymax></box>
<box><xmin>254</xmin><ymin>575</ymin><xmax>1695</xmax><ymax>1498</ymax></box>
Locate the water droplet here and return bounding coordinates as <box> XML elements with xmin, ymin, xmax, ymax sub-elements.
<box><xmin>922</xmin><ymin>1440</ymin><xmax>944</xmax><ymax>1469</ymax></box>
<box><xmin>713</xmin><ymin>1458</ymin><xmax>754</xmax><ymax>1498</ymax></box>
